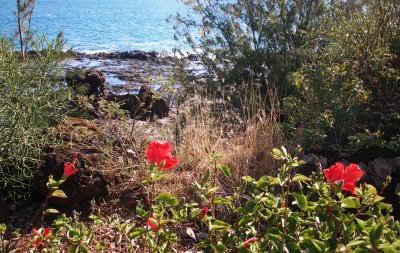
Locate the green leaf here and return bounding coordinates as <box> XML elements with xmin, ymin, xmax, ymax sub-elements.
<box><xmin>189</xmin><ymin>208</ymin><xmax>200</xmax><ymax>219</ymax></box>
<box><xmin>80</xmin><ymin>246</ymin><xmax>89</xmax><ymax>253</ymax></box>
<box><xmin>237</xmin><ymin>216</ymin><xmax>254</xmax><ymax>227</ymax></box>
<box><xmin>156</xmin><ymin>193</ymin><xmax>179</xmax><ymax>206</ymax></box>
<box><xmin>347</xmin><ymin>240</ymin><xmax>368</xmax><ymax>248</ymax></box>
<box><xmin>217</xmin><ymin>164</ymin><xmax>231</xmax><ymax>178</ymax></box>
<box><xmin>45</xmin><ymin>208</ymin><xmax>60</xmax><ymax>214</ymax></box>
<box><xmin>365</xmin><ymin>184</ymin><xmax>378</xmax><ymax>195</ymax></box>
<box><xmin>206</xmin><ymin>187</ymin><xmax>220</xmax><ymax>195</ymax></box>
<box><xmin>341</xmin><ymin>196</ymin><xmax>360</xmax><ymax>209</ymax></box>
<box><xmin>271</xmin><ymin>148</ymin><xmax>283</xmax><ymax>160</ymax></box>
<box><xmin>292</xmin><ymin>174</ymin><xmax>311</xmax><ymax>182</ymax></box>
<box><xmin>372</xmin><ymin>195</ymin><xmax>385</xmax><ymax>203</ymax></box>
<box><xmin>51</xmin><ymin>189</ymin><xmax>67</xmax><ymax>198</ymax></box>
<box><xmin>213</xmin><ymin>197</ymin><xmax>231</xmax><ymax>205</ymax></box>
<box><xmin>378</xmin><ymin>245</ymin><xmax>397</xmax><ymax>253</ymax></box>
<box><xmin>242</xmin><ymin>176</ymin><xmax>255</xmax><ymax>183</ymax></box>
<box><xmin>265</xmin><ymin>227</ymin><xmax>282</xmax><ymax>241</ymax></box>
<box><xmin>130</xmin><ymin>228</ymin><xmax>147</xmax><ymax>239</ymax></box>
<box><xmin>255</xmin><ymin>176</ymin><xmax>279</xmax><ymax>189</ymax></box>
<box><xmin>67</xmin><ymin>229</ymin><xmax>80</xmax><ymax>239</ymax></box>
<box><xmin>210</xmin><ymin>219</ymin><xmax>230</xmax><ymax>231</ymax></box>
<box><xmin>215</xmin><ymin>242</ymin><xmax>226</xmax><ymax>252</ymax></box>
<box><xmin>135</xmin><ymin>207</ymin><xmax>148</xmax><ymax>218</ymax></box>
<box><xmin>311</xmin><ymin>239</ymin><xmax>324</xmax><ymax>252</ymax></box>
<box><xmin>392</xmin><ymin>239</ymin><xmax>400</xmax><ymax>249</ymax></box>
<box><xmin>292</xmin><ymin>192</ymin><xmax>307</xmax><ymax>210</ymax></box>
<box><xmin>369</xmin><ymin>224</ymin><xmax>384</xmax><ymax>246</ymax></box>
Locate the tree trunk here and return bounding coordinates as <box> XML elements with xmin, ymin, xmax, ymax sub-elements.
<box><xmin>17</xmin><ymin>0</ymin><xmax>25</xmax><ymax>61</ymax></box>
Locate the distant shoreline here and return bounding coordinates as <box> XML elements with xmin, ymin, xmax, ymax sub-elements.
<box><xmin>70</xmin><ymin>49</ymin><xmax>200</xmax><ymax>61</ymax></box>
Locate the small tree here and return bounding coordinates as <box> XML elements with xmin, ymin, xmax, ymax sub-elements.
<box><xmin>173</xmin><ymin>0</ymin><xmax>327</xmax><ymax>106</ymax></box>
<box><xmin>16</xmin><ymin>0</ymin><xmax>36</xmax><ymax>60</ymax></box>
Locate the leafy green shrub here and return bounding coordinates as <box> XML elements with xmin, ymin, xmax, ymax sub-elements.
<box><xmin>284</xmin><ymin>0</ymin><xmax>400</xmax><ymax>153</ymax></box>
<box><xmin>0</xmin><ymin>35</ymin><xmax>70</xmax><ymax>200</ymax></box>
<box><xmin>10</xmin><ymin>145</ymin><xmax>400</xmax><ymax>252</ymax></box>
<box><xmin>173</xmin><ymin>0</ymin><xmax>327</xmax><ymax>105</ymax></box>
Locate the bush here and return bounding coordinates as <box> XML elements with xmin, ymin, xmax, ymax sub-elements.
<box><xmin>284</xmin><ymin>0</ymin><xmax>400</xmax><ymax>153</ymax></box>
<box><xmin>172</xmin><ymin>0</ymin><xmax>327</xmax><ymax>106</ymax></box>
<box><xmin>8</xmin><ymin>146</ymin><xmax>400</xmax><ymax>252</ymax></box>
<box><xmin>0</xmin><ymin>35</ymin><xmax>70</xmax><ymax>200</ymax></box>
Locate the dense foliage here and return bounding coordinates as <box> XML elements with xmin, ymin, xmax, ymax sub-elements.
<box><xmin>3</xmin><ymin>145</ymin><xmax>399</xmax><ymax>252</ymax></box>
<box><xmin>0</xmin><ymin>35</ymin><xmax>69</xmax><ymax>200</ymax></box>
<box><xmin>174</xmin><ymin>0</ymin><xmax>400</xmax><ymax>154</ymax></box>
<box><xmin>284</xmin><ymin>0</ymin><xmax>400</xmax><ymax>153</ymax></box>
<box><xmin>173</xmin><ymin>0</ymin><xmax>327</xmax><ymax>103</ymax></box>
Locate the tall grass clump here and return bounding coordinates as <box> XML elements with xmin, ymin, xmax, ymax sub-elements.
<box><xmin>170</xmin><ymin>85</ymin><xmax>282</xmax><ymax>196</ymax></box>
<box><xmin>0</xmin><ymin>35</ymin><xmax>69</xmax><ymax>200</ymax></box>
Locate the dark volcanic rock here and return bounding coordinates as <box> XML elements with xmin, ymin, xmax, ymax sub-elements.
<box><xmin>151</xmin><ymin>98</ymin><xmax>170</xmax><ymax>118</ymax></box>
<box><xmin>32</xmin><ymin>153</ymin><xmax>108</xmax><ymax>207</ymax></box>
<box><xmin>367</xmin><ymin>157</ymin><xmax>400</xmax><ymax>189</ymax></box>
<box><xmin>107</xmin><ymin>85</ymin><xmax>169</xmax><ymax>119</ymax></box>
<box><xmin>296</xmin><ymin>153</ymin><xmax>328</xmax><ymax>176</ymax></box>
<box><xmin>66</xmin><ymin>69</ymin><xmax>106</xmax><ymax>97</ymax></box>
<box><xmin>85</xmin><ymin>70</ymin><xmax>106</xmax><ymax>97</ymax></box>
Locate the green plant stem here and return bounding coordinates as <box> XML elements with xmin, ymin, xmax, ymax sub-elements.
<box><xmin>280</xmin><ymin>168</ymin><xmax>291</xmax><ymax>253</ymax></box>
<box><xmin>143</xmin><ymin>181</ymin><xmax>155</xmax><ymax>253</ymax></box>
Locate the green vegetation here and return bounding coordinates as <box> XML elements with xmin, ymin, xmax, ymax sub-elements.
<box><xmin>173</xmin><ymin>0</ymin><xmax>327</xmax><ymax>103</ymax></box>
<box><xmin>0</xmin><ymin>0</ymin><xmax>399</xmax><ymax>252</ymax></box>
<box><xmin>285</xmin><ymin>0</ymin><xmax>400</xmax><ymax>153</ymax></box>
<box><xmin>174</xmin><ymin>0</ymin><xmax>400</xmax><ymax>154</ymax></box>
<box><xmin>4</xmin><ymin>147</ymin><xmax>399</xmax><ymax>252</ymax></box>
<box><xmin>0</xmin><ymin>35</ymin><xmax>69</xmax><ymax>200</ymax></box>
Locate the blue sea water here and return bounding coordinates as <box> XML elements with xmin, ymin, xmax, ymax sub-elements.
<box><xmin>0</xmin><ymin>0</ymin><xmax>191</xmax><ymax>52</ymax></box>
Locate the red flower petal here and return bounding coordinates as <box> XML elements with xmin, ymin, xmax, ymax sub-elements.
<box><xmin>145</xmin><ymin>140</ymin><xmax>179</xmax><ymax>170</ymax></box>
<box><xmin>199</xmin><ymin>207</ymin><xmax>209</xmax><ymax>220</ymax></box>
<box><xmin>242</xmin><ymin>237</ymin><xmax>258</xmax><ymax>248</ymax></box>
<box><xmin>146</xmin><ymin>216</ymin><xmax>160</xmax><ymax>232</ymax></box>
<box><xmin>161</xmin><ymin>156</ymin><xmax>180</xmax><ymax>170</ymax></box>
<box><xmin>342</xmin><ymin>164</ymin><xmax>364</xmax><ymax>194</ymax></box>
<box><xmin>43</xmin><ymin>227</ymin><xmax>51</xmax><ymax>239</ymax></box>
<box><xmin>146</xmin><ymin>141</ymin><xmax>172</xmax><ymax>164</ymax></box>
<box><xmin>323</xmin><ymin>162</ymin><xmax>344</xmax><ymax>183</ymax></box>
<box><xmin>63</xmin><ymin>162</ymin><xmax>77</xmax><ymax>177</ymax></box>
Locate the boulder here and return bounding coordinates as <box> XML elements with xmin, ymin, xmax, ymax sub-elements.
<box><xmin>296</xmin><ymin>153</ymin><xmax>328</xmax><ymax>176</ymax></box>
<box><xmin>106</xmin><ymin>85</ymin><xmax>169</xmax><ymax>119</ymax></box>
<box><xmin>106</xmin><ymin>93</ymin><xmax>141</xmax><ymax>117</ymax></box>
<box><xmin>150</xmin><ymin>98</ymin><xmax>170</xmax><ymax>118</ymax></box>
<box><xmin>66</xmin><ymin>69</ymin><xmax>106</xmax><ymax>97</ymax></box>
<box><xmin>85</xmin><ymin>70</ymin><xmax>106</xmax><ymax>97</ymax></box>
<box><xmin>367</xmin><ymin>157</ymin><xmax>399</xmax><ymax>189</ymax></box>
<box><xmin>32</xmin><ymin>153</ymin><xmax>108</xmax><ymax>207</ymax></box>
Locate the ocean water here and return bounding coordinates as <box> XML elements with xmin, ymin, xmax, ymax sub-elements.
<box><xmin>0</xmin><ymin>0</ymin><xmax>191</xmax><ymax>52</ymax></box>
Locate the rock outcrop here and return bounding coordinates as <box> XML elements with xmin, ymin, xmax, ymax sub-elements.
<box><xmin>66</xmin><ymin>70</ymin><xmax>106</xmax><ymax>97</ymax></box>
<box><xmin>106</xmin><ymin>85</ymin><xmax>169</xmax><ymax>119</ymax></box>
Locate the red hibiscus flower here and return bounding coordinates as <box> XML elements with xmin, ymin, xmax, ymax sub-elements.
<box><xmin>63</xmin><ymin>158</ymin><xmax>78</xmax><ymax>178</ymax></box>
<box><xmin>323</xmin><ymin>162</ymin><xmax>364</xmax><ymax>194</ymax></box>
<box><xmin>31</xmin><ymin>227</ymin><xmax>51</xmax><ymax>248</ymax></box>
<box><xmin>199</xmin><ymin>207</ymin><xmax>209</xmax><ymax>220</ymax></box>
<box><xmin>145</xmin><ymin>140</ymin><xmax>179</xmax><ymax>170</ymax></box>
<box><xmin>242</xmin><ymin>237</ymin><xmax>258</xmax><ymax>248</ymax></box>
<box><xmin>146</xmin><ymin>216</ymin><xmax>160</xmax><ymax>232</ymax></box>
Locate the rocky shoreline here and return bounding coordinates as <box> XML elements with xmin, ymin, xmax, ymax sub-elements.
<box><xmin>65</xmin><ymin>50</ymin><xmax>204</xmax><ymax>95</ymax></box>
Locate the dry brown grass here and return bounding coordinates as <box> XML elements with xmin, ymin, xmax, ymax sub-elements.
<box><xmin>160</xmin><ymin>87</ymin><xmax>283</xmax><ymax>197</ymax></box>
